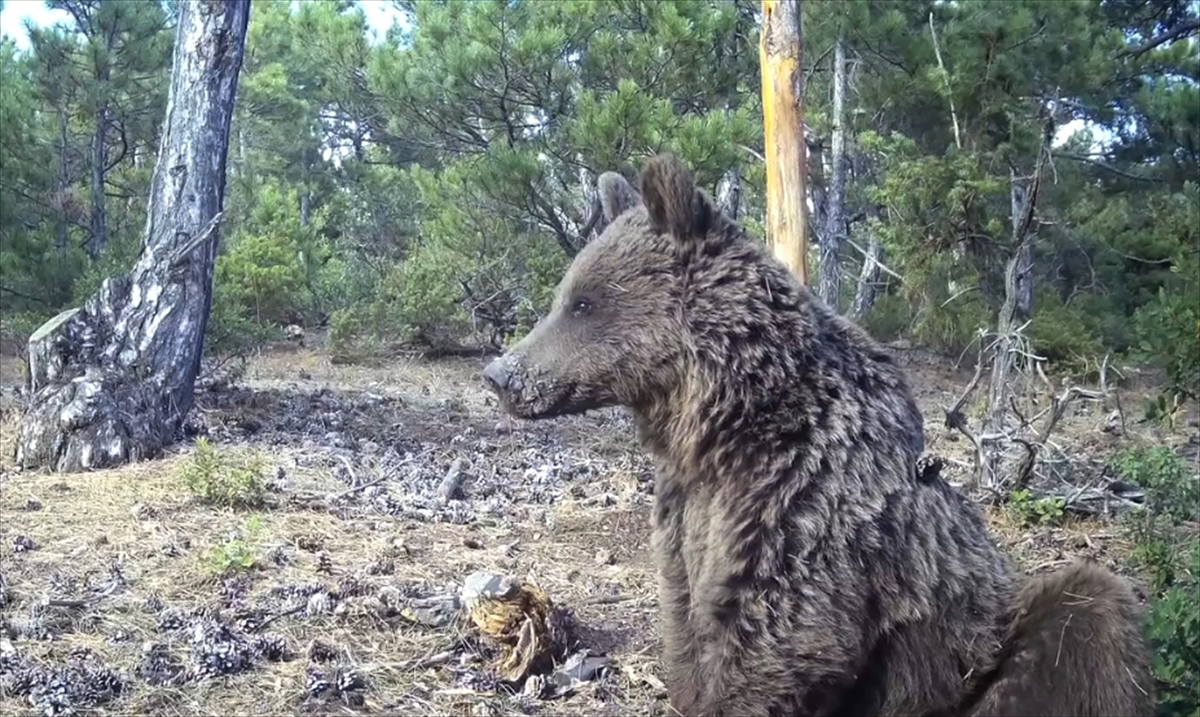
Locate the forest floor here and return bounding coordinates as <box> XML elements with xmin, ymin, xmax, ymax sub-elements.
<box><xmin>0</xmin><ymin>341</ymin><xmax>1195</xmax><ymax>717</ymax></box>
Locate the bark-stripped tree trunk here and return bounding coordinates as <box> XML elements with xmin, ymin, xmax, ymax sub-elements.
<box><xmin>716</xmin><ymin>168</ymin><xmax>742</xmax><ymax>220</ymax></box>
<box><xmin>818</xmin><ymin>35</ymin><xmax>848</xmax><ymax>310</ymax></box>
<box><xmin>16</xmin><ymin>0</ymin><xmax>251</xmax><ymax>474</ymax></box>
<box><xmin>759</xmin><ymin>0</ymin><xmax>808</xmax><ymax>284</ymax></box>
<box><xmin>850</xmin><ymin>234</ymin><xmax>884</xmax><ymax>320</ymax></box>
<box><xmin>977</xmin><ymin>116</ymin><xmax>1053</xmax><ymax>490</ymax></box>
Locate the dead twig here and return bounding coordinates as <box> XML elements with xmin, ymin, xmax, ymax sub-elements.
<box><xmin>943</xmin><ymin>330</ymin><xmax>988</xmax><ymax>486</ymax></box>
<box><xmin>250</xmin><ymin>603</ymin><xmax>306</xmax><ymax>633</ymax></box>
<box><xmin>579</xmin><ymin>594</ymin><xmax>638</xmax><ymax>607</ymax></box>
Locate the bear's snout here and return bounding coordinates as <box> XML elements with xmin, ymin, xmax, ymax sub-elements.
<box><xmin>482</xmin><ymin>354</ymin><xmax>518</xmax><ymax>393</ymax></box>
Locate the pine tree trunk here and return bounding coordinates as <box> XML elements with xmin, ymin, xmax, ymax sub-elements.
<box><xmin>818</xmin><ymin>36</ymin><xmax>848</xmax><ymax>310</ymax></box>
<box><xmin>759</xmin><ymin>0</ymin><xmax>808</xmax><ymax>284</ymax></box>
<box><xmin>87</xmin><ymin>104</ymin><xmax>109</xmax><ymax>259</ymax></box>
<box><xmin>15</xmin><ymin>0</ymin><xmax>251</xmax><ymax>474</ymax></box>
<box><xmin>56</xmin><ymin>114</ymin><xmax>70</xmax><ymax>263</ymax></box>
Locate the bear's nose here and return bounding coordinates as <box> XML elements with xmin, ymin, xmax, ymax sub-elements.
<box><xmin>482</xmin><ymin>355</ymin><xmax>514</xmax><ymax>392</ymax></box>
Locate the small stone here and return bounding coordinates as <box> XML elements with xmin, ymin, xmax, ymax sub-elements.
<box><xmin>461</xmin><ymin>571</ymin><xmax>519</xmax><ymax>606</ymax></box>
<box><xmin>595</xmin><ymin>549</ymin><xmax>614</xmax><ymax>566</ymax></box>
<box><xmin>305</xmin><ymin>592</ymin><xmax>333</xmax><ymax>616</ymax></box>
<box><xmin>22</xmin><ymin>497</ymin><xmax>42</xmax><ymax>512</ymax></box>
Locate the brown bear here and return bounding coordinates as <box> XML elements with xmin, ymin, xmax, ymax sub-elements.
<box><xmin>482</xmin><ymin>153</ymin><xmax>1155</xmax><ymax>717</ymax></box>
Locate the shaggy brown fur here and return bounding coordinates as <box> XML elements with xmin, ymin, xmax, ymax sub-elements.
<box><xmin>481</xmin><ymin>153</ymin><xmax>1155</xmax><ymax>717</ymax></box>
<box><xmin>963</xmin><ymin>560</ymin><xmax>1155</xmax><ymax>716</ymax></box>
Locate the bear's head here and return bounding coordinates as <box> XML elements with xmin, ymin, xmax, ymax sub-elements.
<box><xmin>481</xmin><ymin>152</ymin><xmax>738</xmax><ymax>420</ymax></box>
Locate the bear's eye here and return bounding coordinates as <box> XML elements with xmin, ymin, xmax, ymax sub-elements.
<box><xmin>570</xmin><ymin>298</ymin><xmax>592</xmax><ymax>317</ymax></box>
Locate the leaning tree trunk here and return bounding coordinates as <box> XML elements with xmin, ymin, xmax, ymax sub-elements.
<box><xmin>15</xmin><ymin>0</ymin><xmax>251</xmax><ymax>473</ymax></box>
<box><xmin>850</xmin><ymin>233</ymin><xmax>884</xmax><ymax>320</ymax></box>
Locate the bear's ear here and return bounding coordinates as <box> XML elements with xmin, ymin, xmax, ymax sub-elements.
<box><xmin>638</xmin><ymin>153</ymin><xmax>715</xmax><ymax>242</ymax></box>
<box><xmin>598</xmin><ymin>171</ymin><xmax>639</xmax><ymax>223</ymax></box>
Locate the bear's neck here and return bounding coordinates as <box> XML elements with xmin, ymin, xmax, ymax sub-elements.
<box><xmin>632</xmin><ymin>307</ymin><xmax>925</xmax><ymax>494</ymax></box>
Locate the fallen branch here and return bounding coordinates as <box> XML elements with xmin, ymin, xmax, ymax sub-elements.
<box><xmin>845</xmin><ymin>237</ymin><xmax>904</xmax><ymax>281</ymax></box>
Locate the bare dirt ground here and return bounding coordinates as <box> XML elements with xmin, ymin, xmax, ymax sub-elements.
<box><xmin>0</xmin><ymin>342</ymin><xmax>1194</xmax><ymax>717</ymax></box>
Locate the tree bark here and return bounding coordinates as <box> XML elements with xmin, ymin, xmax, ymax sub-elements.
<box><xmin>85</xmin><ymin>13</ymin><xmax>118</xmax><ymax>260</ymax></box>
<box><xmin>56</xmin><ymin>113</ymin><xmax>70</xmax><ymax>259</ymax></box>
<box><xmin>16</xmin><ymin>0</ymin><xmax>251</xmax><ymax>473</ymax></box>
<box><xmin>759</xmin><ymin>0</ymin><xmax>808</xmax><ymax>284</ymax></box>
<box><xmin>87</xmin><ymin>105</ymin><xmax>109</xmax><ymax>259</ymax></box>
<box><xmin>716</xmin><ymin>168</ymin><xmax>742</xmax><ymax>220</ymax></box>
<box><xmin>818</xmin><ymin>36</ymin><xmax>848</xmax><ymax>310</ymax></box>
<box><xmin>850</xmin><ymin>234</ymin><xmax>884</xmax><ymax>320</ymax></box>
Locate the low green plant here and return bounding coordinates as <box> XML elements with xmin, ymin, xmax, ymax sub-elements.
<box><xmin>180</xmin><ymin>437</ymin><xmax>268</xmax><ymax>509</ymax></box>
<box><xmin>204</xmin><ymin>514</ymin><xmax>265</xmax><ymax>575</ymax></box>
<box><xmin>1005</xmin><ymin>488</ymin><xmax>1067</xmax><ymax>527</ymax></box>
<box><xmin>1134</xmin><ymin>287</ymin><xmax>1200</xmax><ymax>404</ymax></box>
<box><xmin>1142</xmin><ymin>392</ymin><xmax>1187</xmax><ymax>431</ymax></box>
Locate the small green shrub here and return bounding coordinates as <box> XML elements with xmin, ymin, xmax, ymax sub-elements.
<box><xmin>204</xmin><ymin>514</ymin><xmax>265</xmax><ymax>575</ymax></box>
<box><xmin>862</xmin><ymin>292</ymin><xmax>912</xmax><ymax>344</ymax></box>
<box><xmin>1027</xmin><ymin>292</ymin><xmax>1105</xmax><ymax>370</ymax></box>
<box><xmin>1147</xmin><ymin>540</ymin><xmax>1200</xmax><ymax>717</ymax></box>
<box><xmin>215</xmin><ymin>230</ymin><xmax>307</xmax><ymax>325</ymax></box>
<box><xmin>391</xmin><ymin>239</ymin><xmax>471</xmax><ymax>349</ymax></box>
<box><xmin>1111</xmin><ymin>446</ymin><xmax>1199</xmax><ymax>527</ymax></box>
<box><xmin>180</xmin><ymin>437</ymin><xmax>268</xmax><ymax>509</ymax></box>
<box><xmin>1132</xmin><ymin>241</ymin><xmax>1200</xmax><ymax>402</ymax></box>
<box><xmin>205</xmin><ymin>279</ymin><xmax>279</xmax><ymax>360</ymax></box>
<box><xmin>327</xmin><ymin>301</ymin><xmax>394</xmax><ymax>365</ymax></box>
<box><xmin>1112</xmin><ymin>444</ymin><xmax>1200</xmax><ymax>716</ymax></box>
<box><xmin>1134</xmin><ymin>538</ymin><xmax>1179</xmax><ymax>594</ymax></box>
<box><xmin>1142</xmin><ymin>392</ymin><xmax>1187</xmax><ymax>430</ymax></box>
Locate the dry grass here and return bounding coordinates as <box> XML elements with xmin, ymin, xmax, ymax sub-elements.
<box><xmin>0</xmin><ymin>346</ymin><xmax>1185</xmax><ymax>716</ymax></box>
<box><xmin>0</xmin><ymin>440</ymin><xmax>667</xmax><ymax>716</ymax></box>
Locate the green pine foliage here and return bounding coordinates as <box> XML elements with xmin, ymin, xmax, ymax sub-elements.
<box><xmin>3</xmin><ymin>0</ymin><xmax>1194</xmax><ymax>373</ymax></box>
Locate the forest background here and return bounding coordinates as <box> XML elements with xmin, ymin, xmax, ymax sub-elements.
<box><xmin>0</xmin><ymin>1</ymin><xmax>1196</xmax><ymax>713</ymax></box>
